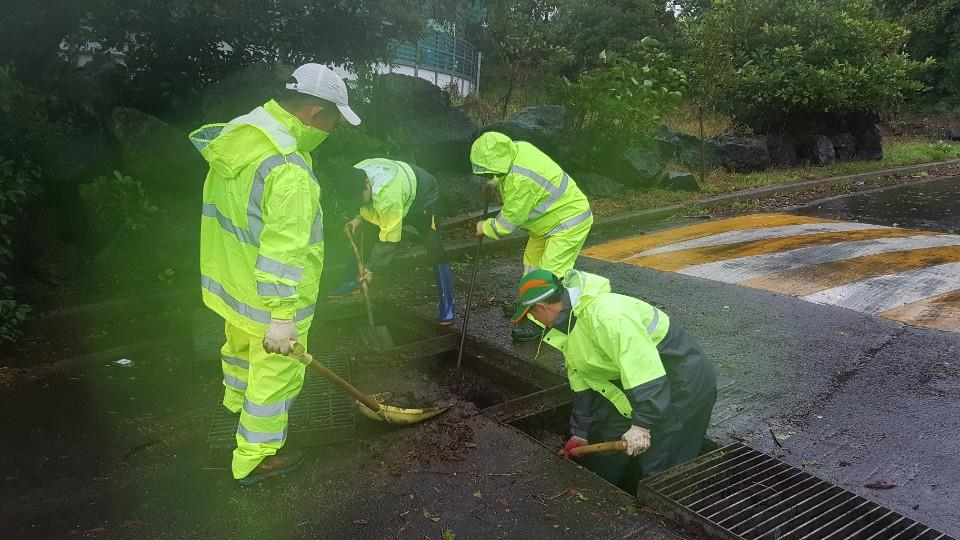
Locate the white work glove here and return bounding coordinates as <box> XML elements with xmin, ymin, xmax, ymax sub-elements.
<box><xmin>621</xmin><ymin>425</ymin><xmax>651</xmax><ymax>456</ymax></box>
<box><xmin>263</xmin><ymin>318</ymin><xmax>297</xmax><ymax>355</ymax></box>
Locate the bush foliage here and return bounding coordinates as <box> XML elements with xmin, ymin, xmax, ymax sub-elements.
<box><xmin>553</xmin><ymin>38</ymin><xmax>686</xmax><ymax>147</ymax></box>
<box><xmin>685</xmin><ymin>0</ymin><xmax>932</xmax><ymax>131</ymax></box>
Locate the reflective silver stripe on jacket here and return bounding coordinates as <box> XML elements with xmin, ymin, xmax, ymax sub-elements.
<box><xmin>203</xmin><ymin>275</ymin><xmax>271</xmax><ymax>323</ymax></box>
<box><xmin>510</xmin><ymin>165</ymin><xmax>562</xmax><ymax>197</ymax></box>
<box><xmin>202</xmin><ymin>152</ymin><xmax>323</xmax><ymax>247</ymax></box>
<box><xmin>510</xmin><ymin>166</ymin><xmax>574</xmax><ymax>222</ymax></box>
<box><xmin>223</xmin><ymin>373</ymin><xmax>248</xmax><ymax>391</ymax></box>
<box><xmin>237</xmin><ymin>423</ymin><xmax>287</xmax><ymax>444</ymax></box>
<box><xmin>495</xmin><ymin>215</ymin><xmax>517</xmax><ymax>233</ymax></box>
<box><xmin>255</xmin><ymin>254</ymin><xmax>304</xmax><ymax>282</ymax></box>
<box><xmin>222</xmin><ymin>355</ymin><xmax>250</xmax><ymax>369</ymax></box>
<box><xmin>544</xmin><ymin>209</ymin><xmax>593</xmax><ymax>237</ymax></box>
<box><xmin>243</xmin><ymin>396</ymin><xmax>297</xmax><ymax>418</ymax></box>
<box><xmin>256</xmin><ymin>281</ymin><xmax>297</xmax><ymax>297</ymax></box>
<box><xmin>528</xmin><ymin>172</ymin><xmax>570</xmax><ymax>220</ymax></box>
<box><xmin>201</xmin><ymin>274</ymin><xmax>316</xmax><ymax>324</ymax></box>
<box><xmin>646</xmin><ymin>308</ymin><xmax>660</xmax><ymax>335</ymax></box>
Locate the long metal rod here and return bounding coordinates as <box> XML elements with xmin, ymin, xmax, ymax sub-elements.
<box><xmin>457</xmin><ymin>202</ymin><xmax>490</xmax><ymax>369</ymax></box>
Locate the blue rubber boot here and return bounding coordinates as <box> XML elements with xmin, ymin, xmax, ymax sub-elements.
<box><xmin>326</xmin><ymin>248</ymin><xmax>361</xmax><ymax>299</ymax></box>
<box><xmin>434</xmin><ymin>264</ymin><xmax>456</xmax><ymax>326</ymax></box>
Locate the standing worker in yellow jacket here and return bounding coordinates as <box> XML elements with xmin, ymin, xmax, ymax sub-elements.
<box><xmin>513</xmin><ymin>269</ymin><xmax>717</xmax><ymax>489</ymax></box>
<box><xmin>470</xmin><ymin>132</ymin><xmax>593</xmax><ymax>341</ymax></box>
<box><xmin>190</xmin><ymin>64</ymin><xmax>361</xmax><ymax>485</ymax></box>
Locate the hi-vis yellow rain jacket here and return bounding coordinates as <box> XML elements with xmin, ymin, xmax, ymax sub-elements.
<box><xmin>470</xmin><ymin>132</ymin><xmax>592</xmax><ymax>240</ymax></box>
<box><xmin>355</xmin><ymin>158</ymin><xmax>417</xmax><ymax>243</ymax></box>
<box><xmin>190</xmin><ymin>99</ymin><xmax>327</xmax><ymax>336</ymax></box>
<box><xmin>542</xmin><ymin>270</ymin><xmax>672</xmax><ymax>430</ymax></box>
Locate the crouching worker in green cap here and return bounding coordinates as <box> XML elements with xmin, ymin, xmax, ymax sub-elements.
<box><xmin>328</xmin><ymin>158</ymin><xmax>455</xmax><ymax>325</ymax></box>
<box><xmin>513</xmin><ymin>269</ymin><xmax>717</xmax><ymax>488</ymax></box>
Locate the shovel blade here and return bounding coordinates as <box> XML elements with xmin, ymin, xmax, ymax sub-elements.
<box><xmin>357</xmin><ymin>392</ymin><xmax>450</xmax><ymax>425</ymax></box>
<box><xmin>359</xmin><ymin>325</ymin><xmax>395</xmax><ymax>351</ymax></box>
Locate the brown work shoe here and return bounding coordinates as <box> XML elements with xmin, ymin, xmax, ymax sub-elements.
<box><xmin>238</xmin><ymin>449</ymin><xmax>305</xmax><ymax>486</ymax></box>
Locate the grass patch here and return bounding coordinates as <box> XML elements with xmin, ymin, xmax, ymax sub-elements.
<box><xmin>591</xmin><ymin>138</ymin><xmax>960</xmax><ymax>218</ymax></box>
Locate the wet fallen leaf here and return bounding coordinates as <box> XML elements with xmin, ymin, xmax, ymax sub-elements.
<box><xmin>865</xmin><ymin>480</ymin><xmax>897</xmax><ymax>490</ymax></box>
<box><xmin>473</xmin><ymin>491</ymin><xmax>482</xmax><ymax>498</ymax></box>
<box><xmin>352</xmin><ymin>520</ymin><xmax>368</xmax><ymax>525</ymax></box>
<box><xmin>464</xmin><ymin>442</ymin><xmax>477</xmax><ymax>449</ymax></box>
<box><xmin>423</xmin><ymin>508</ymin><xmax>441</xmax><ymax>522</ymax></box>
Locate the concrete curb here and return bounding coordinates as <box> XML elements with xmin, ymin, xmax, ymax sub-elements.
<box><xmin>443</xmin><ymin>158</ymin><xmax>960</xmax><ymax>259</ymax></box>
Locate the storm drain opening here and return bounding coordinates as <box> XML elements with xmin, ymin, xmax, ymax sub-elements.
<box><xmin>206</xmin><ymin>354</ymin><xmax>356</xmax><ymax>449</ymax></box>
<box><xmin>639</xmin><ymin>442</ymin><xmax>956</xmax><ymax>540</ymax></box>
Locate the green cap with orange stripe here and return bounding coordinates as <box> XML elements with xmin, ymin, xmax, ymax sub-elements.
<box><xmin>512</xmin><ymin>269</ymin><xmax>560</xmax><ymax>324</ymax></box>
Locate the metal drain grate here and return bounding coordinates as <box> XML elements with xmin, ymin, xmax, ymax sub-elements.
<box><xmin>207</xmin><ymin>355</ymin><xmax>356</xmax><ymax>449</ymax></box>
<box><xmin>639</xmin><ymin>443</ymin><xmax>955</xmax><ymax>540</ymax></box>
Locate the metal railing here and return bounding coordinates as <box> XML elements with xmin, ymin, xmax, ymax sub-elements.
<box><xmin>391</xmin><ymin>28</ymin><xmax>479</xmax><ymax>84</ymax></box>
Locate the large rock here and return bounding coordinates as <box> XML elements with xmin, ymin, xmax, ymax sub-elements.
<box><xmin>662</xmin><ymin>171</ymin><xmax>699</xmax><ymax>192</ymax></box>
<box><xmin>479</xmin><ymin>106</ymin><xmax>570</xmax><ymax>154</ymax></box>
<box><xmin>367</xmin><ymin>74</ymin><xmax>477</xmax><ymax>172</ymax></box>
<box><xmin>708</xmin><ymin>133</ymin><xmax>770</xmax><ymax>172</ymax></box>
<box><xmin>766</xmin><ymin>133</ymin><xmax>799</xmax><ymax>167</ymax></box>
<box><xmin>655</xmin><ymin>128</ymin><xmax>711</xmax><ymax>169</ymax></box>
<box><xmin>573</xmin><ymin>173</ymin><xmax>624</xmax><ymax>198</ymax></box>
<box><xmin>855</xmin><ymin>124</ymin><xmax>883</xmax><ymax>160</ymax></box>
<box><xmin>436</xmin><ymin>174</ymin><xmax>486</xmax><ymax>217</ymax></box>
<box><xmin>108</xmin><ymin>107</ymin><xmax>206</xmax><ymax>195</ymax></box>
<box><xmin>602</xmin><ymin>145</ymin><xmax>667</xmax><ymax>188</ymax></box>
<box><xmin>830</xmin><ymin>133</ymin><xmax>858</xmax><ymax>160</ymax></box>
<box><xmin>812</xmin><ymin>135</ymin><xmax>836</xmax><ymax>166</ymax></box>
<box><xmin>947</xmin><ymin>118</ymin><xmax>960</xmax><ymax>141</ymax></box>
<box><xmin>202</xmin><ymin>63</ymin><xmax>286</xmax><ymax>122</ymax></box>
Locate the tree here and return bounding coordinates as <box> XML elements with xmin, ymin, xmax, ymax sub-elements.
<box><xmin>553</xmin><ymin>0</ymin><xmax>680</xmax><ymax>75</ymax></box>
<box><xmin>473</xmin><ymin>0</ymin><xmax>569</xmax><ymax>116</ymax></box>
<box><xmin>685</xmin><ymin>0</ymin><xmax>931</xmax><ymax>132</ymax></box>
<box><xmin>877</xmin><ymin>0</ymin><xmax>960</xmax><ymax>104</ymax></box>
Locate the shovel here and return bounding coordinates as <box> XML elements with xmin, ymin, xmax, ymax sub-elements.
<box><xmin>347</xmin><ymin>228</ymin><xmax>395</xmax><ymax>351</ymax></box>
<box><xmin>289</xmin><ymin>342</ymin><xmax>449</xmax><ymax>424</ymax></box>
<box><xmin>567</xmin><ymin>440</ymin><xmax>628</xmax><ymax>458</ymax></box>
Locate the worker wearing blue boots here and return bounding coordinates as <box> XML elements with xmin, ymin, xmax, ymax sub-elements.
<box><xmin>328</xmin><ymin>158</ymin><xmax>455</xmax><ymax>326</ymax></box>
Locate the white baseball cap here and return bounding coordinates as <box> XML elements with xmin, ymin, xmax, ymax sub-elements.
<box><xmin>285</xmin><ymin>63</ymin><xmax>361</xmax><ymax>126</ymax></box>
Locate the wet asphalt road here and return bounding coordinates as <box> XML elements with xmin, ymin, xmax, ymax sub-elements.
<box><xmin>446</xmin><ymin>179</ymin><xmax>960</xmax><ymax>535</ymax></box>
<box><xmin>796</xmin><ymin>176</ymin><xmax>960</xmax><ymax>233</ymax></box>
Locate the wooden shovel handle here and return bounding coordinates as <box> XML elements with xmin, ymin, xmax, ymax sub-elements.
<box><xmin>289</xmin><ymin>344</ymin><xmax>382</xmax><ymax>413</ymax></box>
<box><xmin>569</xmin><ymin>440</ymin><xmax>628</xmax><ymax>458</ymax></box>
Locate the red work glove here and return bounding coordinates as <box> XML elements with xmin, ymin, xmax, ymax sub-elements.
<box><xmin>559</xmin><ymin>436</ymin><xmax>588</xmax><ymax>459</ymax></box>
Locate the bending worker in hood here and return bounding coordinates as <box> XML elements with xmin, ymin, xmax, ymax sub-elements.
<box><xmin>189</xmin><ymin>64</ymin><xmax>360</xmax><ymax>485</ymax></box>
<box><xmin>328</xmin><ymin>159</ymin><xmax>455</xmax><ymax>325</ymax></box>
<box><xmin>513</xmin><ymin>269</ymin><xmax>717</xmax><ymax>488</ymax></box>
<box><xmin>470</xmin><ymin>132</ymin><xmax>593</xmax><ymax>342</ymax></box>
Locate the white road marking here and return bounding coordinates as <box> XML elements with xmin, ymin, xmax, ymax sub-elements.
<box><xmin>679</xmin><ymin>235</ymin><xmax>960</xmax><ymax>283</ymax></box>
<box><xmin>630</xmin><ymin>222</ymin><xmax>887</xmax><ymax>257</ymax></box>
<box><xmin>803</xmin><ymin>262</ymin><xmax>960</xmax><ymax>314</ymax></box>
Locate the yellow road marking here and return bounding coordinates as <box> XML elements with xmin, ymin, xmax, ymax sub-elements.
<box><xmin>881</xmin><ymin>290</ymin><xmax>960</xmax><ymax>333</ymax></box>
<box><xmin>627</xmin><ymin>228</ymin><xmax>931</xmax><ymax>272</ymax></box>
<box><xmin>739</xmin><ymin>245</ymin><xmax>960</xmax><ymax>296</ymax></box>
<box><xmin>583</xmin><ymin>213</ymin><xmax>829</xmax><ymax>262</ymax></box>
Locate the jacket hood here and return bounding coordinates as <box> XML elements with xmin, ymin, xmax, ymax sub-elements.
<box><xmin>470</xmin><ymin>131</ymin><xmax>518</xmax><ymax>176</ymax></box>
<box><xmin>563</xmin><ymin>270</ymin><xmax>612</xmax><ymax>316</ymax></box>
<box><xmin>188</xmin><ymin>100</ymin><xmax>326</xmax><ymax>179</ymax></box>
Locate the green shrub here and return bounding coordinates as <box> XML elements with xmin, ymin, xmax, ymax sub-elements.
<box><xmin>686</xmin><ymin>0</ymin><xmax>932</xmax><ymax>132</ymax></box>
<box><xmin>79</xmin><ymin>171</ymin><xmax>159</xmax><ymax>231</ymax></box>
<box><xmin>552</xmin><ymin>37</ymin><xmax>686</xmax><ymax>148</ymax></box>
<box><xmin>0</xmin><ymin>157</ymin><xmax>40</xmax><ymax>342</ymax></box>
